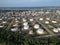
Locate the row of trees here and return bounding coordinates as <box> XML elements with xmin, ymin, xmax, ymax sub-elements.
<box><xmin>0</xmin><ymin>28</ymin><xmax>60</xmax><ymax>45</ymax></box>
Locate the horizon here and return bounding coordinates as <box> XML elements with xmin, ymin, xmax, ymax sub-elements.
<box><xmin>0</xmin><ymin>6</ymin><xmax>60</xmax><ymax>7</ymax></box>
<box><xmin>0</xmin><ymin>0</ymin><xmax>60</xmax><ymax>7</ymax></box>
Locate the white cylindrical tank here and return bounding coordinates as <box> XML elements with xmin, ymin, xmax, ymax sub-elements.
<box><xmin>57</xmin><ymin>28</ymin><xmax>60</xmax><ymax>31</ymax></box>
<box><xmin>53</xmin><ymin>28</ymin><xmax>58</xmax><ymax>33</ymax></box>
<box><xmin>23</xmin><ymin>22</ymin><xmax>28</xmax><ymax>26</ymax></box>
<box><xmin>2</xmin><ymin>21</ymin><xmax>7</xmax><ymax>24</ymax></box>
<box><xmin>52</xmin><ymin>21</ymin><xmax>57</xmax><ymax>23</ymax></box>
<box><xmin>34</xmin><ymin>24</ymin><xmax>40</xmax><ymax>29</ymax></box>
<box><xmin>22</xmin><ymin>18</ymin><xmax>27</xmax><ymax>22</ymax></box>
<box><xmin>45</xmin><ymin>21</ymin><xmax>49</xmax><ymax>24</ymax></box>
<box><xmin>11</xmin><ymin>27</ymin><xmax>18</xmax><ymax>31</ymax></box>
<box><xmin>29</xmin><ymin>18</ymin><xmax>34</xmax><ymax>21</ymax></box>
<box><xmin>0</xmin><ymin>25</ymin><xmax>4</xmax><ymax>28</ymax></box>
<box><xmin>23</xmin><ymin>25</ymin><xmax>29</xmax><ymax>30</ymax></box>
<box><xmin>46</xmin><ymin>18</ymin><xmax>50</xmax><ymax>20</ymax></box>
<box><xmin>39</xmin><ymin>18</ymin><xmax>43</xmax><ymax>21</ymax></box>
<box><xmin>36</xmin><ymin>28</ymin><xmax>44</xmax><ymax>34</ymax></box>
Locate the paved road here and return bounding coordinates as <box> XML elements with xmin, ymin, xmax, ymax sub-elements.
<box><xmin>35</xmin><ymin>17</ymin><xmax>55</xmax><ymax>35</ymax></box>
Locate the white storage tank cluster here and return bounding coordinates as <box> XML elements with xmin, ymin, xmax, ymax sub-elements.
<box><xmin>34</xmin><ymin>24</ymin><xmax>44</xmax><ymax>34</ymax></box>
<box><xmin>11</xmin><ymin>23</ymin><xmax>19</xmax><ymax>32</ymax></box>
<box><xmin>23</xmin><ymin>21</ymin><xmax>29</xmax><ymax>30</ymax></box>
<box><xmin>15</xmin><ymin>18</ymin><xmax>19</xmax><ymax>23</ymax></box>
<box><xmin>11</xmin><ymin>18</ymin><xmax>19</xmax><ymax>32</ymax></box>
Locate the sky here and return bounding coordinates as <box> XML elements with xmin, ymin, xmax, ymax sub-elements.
<box><xmin>0</xmin><ymin>0</ymin><xmax>60</xmax><ymax>7</ymax></box>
